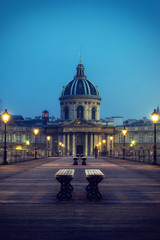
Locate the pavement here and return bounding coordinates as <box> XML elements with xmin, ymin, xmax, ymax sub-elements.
<box><xmin>0</xmin><ymin>156</ymin><xmax>160</xmax><ymax>240</ymax></box>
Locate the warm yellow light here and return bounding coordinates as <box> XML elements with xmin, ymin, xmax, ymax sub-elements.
<box><xmin>62</xmin><ymin>144</ymin><xmax>64</xmax><ymax>147</ymax></box>
<box><xmin>33</xmin><ymin>128</ymin><xmax>39</xmax><ymax>135</ymax></box>
<box><xmin>2</xmin><ymin>109</ymin><xmax>10</xmax><ymax>124</ymax></box>
<box><xmin>110</xmin><ymin>136</ymin><xmax>113</xmax><ymax>140</ymax></box>
<box><xmin>26</xmin><ymin>140</ymin><xmax>30</xmax><ymax>145</ymax></box>
<box><xmin>16</xmin><ymin>145</ymin><xmax>22</xmax><ymax>150</ymax></box>
<box><xmin>99</xmin><ymin>142</ymin><xmax>101</xmax><ymax>145</ymax></box>
<box><xmin>59</xmin><ymin>142</ymin><xmax>62</xmax><ymax>145</ymax></box>
<box><xmin>131</xmin><ymin>140</ymin><xmax>135</xmax><ymax>145</ymax></box>
<box><xmin>151</xmin><ymin>109</ymin><xmax>159</xmax><ymax>124</ymax></box>
<box><xmin>102</xmin><ymin>139</ymin><xmax>106</xmax><ymax>143</ymax></box>
<box><xmin>122</xmin><ymin>128</ymin><xmax>127</xmax><ymax>136</ymax></box>
<box><xmin>47</xmin><ymin>136</ymin><xmax>51</xmax><ymax>141</ymax></box>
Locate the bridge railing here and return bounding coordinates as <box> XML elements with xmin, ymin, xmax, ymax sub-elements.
<box><xmin>111</xmin><ymin>150</ymin><xmax>160</xmax><ymax>165</ymax></box>
<box><xmin>0</xmin><ymin>149</ymin><xmax>48</xmax><ymax>165</ymax></box>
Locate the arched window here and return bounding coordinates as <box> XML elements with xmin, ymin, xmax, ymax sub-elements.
<box><xmin>92</xmin><ymin>107</ymin><xmax>96</xmax><ymax>120</ymax></box>
<box><xmin>64</xmin><ymin>107</ymin><xmax>69</xmax><ymax>120</ymax></box>
<box><xmin>77</xmin><ymin>106</ymin><xmax>84</xmax><ymax>119</ymax></box>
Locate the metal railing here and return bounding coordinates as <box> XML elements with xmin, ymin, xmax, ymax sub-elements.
<box><xmin>111</xmin><ymin>149</ymin><xmax>160</xmax><ymax>165</ymax></box>
<box><xmin>0</xmin><ymin>149</ymin><xmax>50</xmax><ymax>165</ymax></box>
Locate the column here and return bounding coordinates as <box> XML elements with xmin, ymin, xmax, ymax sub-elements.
<box><xmin>90</xmin><ymin>134</ymin><xmax>93</xmax><ymax>156</ymax></box>
<box><xmin>72</xmin><ymin>134</ymin><xmax>76</xmax><ymax>156</ymax></box>
<box><xmin>58</xmin><ymin>135</ymin><xmax>61</xmax><ymax>152</ymax></box>
<box><xmin>85</xmin><ymin>133</ymin><xmax>88</xmax><ymax>156</ymax></box>
<box><xmin>67</xmin><ymin>134</ymin><xmax>70</xmax><ymax>155</ymax></box>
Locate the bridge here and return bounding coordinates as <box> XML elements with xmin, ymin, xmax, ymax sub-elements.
<box><xmin>0</xmin><ymin>157</ymin><xmax>160</xmax><ymax>239</ymax></box>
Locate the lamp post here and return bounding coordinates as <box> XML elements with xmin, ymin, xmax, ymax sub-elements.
<box><xmin>99</xmin><ymin>142</ymin><xmax>101</xmax><ymax>156</ymax></box>
<box><xmin>151</xmin><ymin>109</ymin><xmax>159</xmax><ymax>165</ymax></box>
<box><xmin>122</xmin><ymin>127</ymin><xmax>127</xmax><ymax>159</ymax></box>
<box><xmin>33</xmin><ymin>128</ymin><xmax>39</xmax><ymax>159</ymax></box>
<box><xmin>59</xmin><ymin>142</ymin><xmax>62</xmax><ymax>156</ymax></box>
<box><xmin>1</xmin><ymin>109</ymin><xmax>10</xmax><ymax>165</ymax></box>
<box><xmin>110</xmin><ymin>136</ymin><xmax>113</xmax><ymax>157</ymax></box>
<box><xmin>47</xmin><ymin>136</ymin><xmax>51</xmax><ymax>157</ymax></box>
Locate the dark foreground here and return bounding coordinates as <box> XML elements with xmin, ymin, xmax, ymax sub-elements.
<box><xmin>0</xmin><ymin>157</ymin><xmax>160</xmax><ymax>240</ymax></box>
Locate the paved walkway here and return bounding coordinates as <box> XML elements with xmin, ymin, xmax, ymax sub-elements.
<box><xmin>0</xmin><ymin>156</ymin><xmax>160</xmax><ymax>239</ymax></box>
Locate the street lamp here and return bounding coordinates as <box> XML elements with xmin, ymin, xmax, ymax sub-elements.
<box><xmin>151</xmin><ymin>109</ymin><xmax>159</xmax><ymax>164</ymax></box>
<box><xmin>33</xmin><ymin>128</ymin><xmax>39</xmax><ymax>159</ymax></box>
<box><xmin>1</xmin><ymin>109</ymin><xmax>10</xmax><ymax>165</ymax></box>
<box><xmin>122</xmin><ymin>127</ymin><xmax>127</xmax><ymax>159</ymax></box>
<box><xmin>47</xmin><ymin>136</ymin><xmax>51</xmax><ymax>157</ymax></box>
<box><xmin>110</xmin><ymin>136</ymin><xmax>113</xmax><ymax>157</ymax></box>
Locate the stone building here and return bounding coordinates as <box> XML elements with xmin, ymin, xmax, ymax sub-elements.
<box><xmin>46</xmin><ymin>61</ymin><xmax>114</xmax><ymax>156</ymax></box>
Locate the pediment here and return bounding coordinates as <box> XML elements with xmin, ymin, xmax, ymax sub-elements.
<box><xmin>62</xmin><ymin>119</ymin><xmax>98</xmax><ymax>128</ymax></box>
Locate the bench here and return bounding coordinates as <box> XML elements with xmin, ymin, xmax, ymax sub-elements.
<box><xmin>54</xmin><ymin>169</ymin><xmax>75</xmax><ymax>200</ymax></box>
<box><xmin>81</xmin><ymin>157</ymin><xmax>87</xmax><ymax>165</ymax></box>
<box><xmin>73</xmin><ymin>157</ymin><xmax>78</xmax><ymax>165</ymax></box>
<box><xmin>73</xmin><ymin>156</ymin><xmax>87</xmax><ymax>165</ymax></box>
<box><xmin>85</xmin><ymin>169</ymin><xmax>104</xmax><ymax>201</ymax></box>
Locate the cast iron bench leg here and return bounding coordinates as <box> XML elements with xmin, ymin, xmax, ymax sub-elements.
<box><xmin>86</xmin><ymin>177</ymin><xmax>102</xmax><ymax>201</ymax></box>
<box><xmin>56</xmin><ymin>177</ymin><xmax>73</xmax><ymax>200</ymax></box>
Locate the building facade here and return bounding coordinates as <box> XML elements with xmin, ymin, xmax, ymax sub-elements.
<box><xmin>0</xmin><ymin>62</ymin><xmax>159</xmax><ymax>160</ymax></box>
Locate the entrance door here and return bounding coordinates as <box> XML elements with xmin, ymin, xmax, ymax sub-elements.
<box><xmin>76</xmin><ymin>145</ymin><xmax>83</xmax><ymax>155</ymax></box>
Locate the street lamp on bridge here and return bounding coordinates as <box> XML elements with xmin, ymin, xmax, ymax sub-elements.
<box><xmin>47</xmin><ymin>136</ymin><xmax>51</xmax><ymax>157</ymax></box>
<box><xmin>1</xmin><ymin>109</ymin><xmax>10</xmax><ymax>165</ymax></box>
<box><xmin>122</xmin><ymin>127</ymin><xmax>127</xmax><ymax>159</ymax></box>
<box><xmin>151</xmin><ymin>109</ymin><xmax>159</xmax><ymax>165</ymax></box>
<box><xmin>33</xmin><ymin>128</ymin><xmax>39</xmax><ymax>159</ymax></box>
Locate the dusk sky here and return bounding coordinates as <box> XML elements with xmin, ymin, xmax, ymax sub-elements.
<box><xmin>1</xmin><ymin>0</ymin><xmax>160</xmax><ymax>120</ymax></box>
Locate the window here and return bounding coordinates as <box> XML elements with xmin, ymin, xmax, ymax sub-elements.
<box><xmin>64</xmin><ymin>107</ymin><xmax>69</xmax><ymax>120</ymax></box>
<box><xmin>7</xmin><ymin>133</ymin><xmax>12</xmax><ymax>143</ymax></box>
<box><xmin>92</xmin><ymin>107</ymin><xmax>96</xmax><ymax>120</ymax></box>
<box><xmin>16</xmin><ymin>134</ymin><xmax>21</xmax><ymax>143</ymax></box>
<box><xmin>26</xmin><ymin>134</ymin><xmax>31</xmax><ymax>142</ymax></box>
<box><xmin>139</xmin><ymin>133</ymin><xmax>144</xmax><ymax>143</ymax></box>
<box><xmin>148</xmin><ymin>133</ymin><xmax>153</xmax><ymax>143</ymax></box>
<box><xmin>0</xmin><ymin>133</ymin><xmax>3</xmax><ymax>142</ymax></box>
<box><xmin>37</xmin><ymin>135</ymin><xmax>42</xmax><ymax>143</ymax></box>
<box><xmin>118</xmin><ymin>134</ymin><xmax>123</xmax><ymax>143</ymax></box>
<box><xmin>129</xmin><ymin>133</ymin><xmax>134</xmax><ymax>143</ymax></box>
<box><xmin>77</xmin><ymin>106</ymin><xmax>83</xmax><ymax>119</ymax></box>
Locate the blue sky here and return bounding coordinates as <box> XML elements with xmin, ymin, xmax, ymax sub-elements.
<box><xmin>1</xmin><ymin>0</ymin><xmax>160</xmax><ymax>120</ymax></box>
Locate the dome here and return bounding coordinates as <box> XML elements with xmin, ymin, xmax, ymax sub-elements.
<box><xmin>60</xmin><ymin>62</ymin><xmax>101</xmax><ymax>100</ymax></box>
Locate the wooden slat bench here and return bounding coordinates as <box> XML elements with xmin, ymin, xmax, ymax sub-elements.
<box><xmin>54</xmin><ymin>169</ymin><xmax>75</xmax><ymax>200</ymax></box>
<box><xmin>85</xmin><ymin>169</ymin><xmax>104</xmax><ymax>201</ymax></box>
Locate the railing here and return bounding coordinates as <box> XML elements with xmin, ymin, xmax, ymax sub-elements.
<box><xmin>111</xmin><ymin>150</ymin><xmax>160</xmax><ymax>165</ymax></box>
<box><xmin>0</xmin><ymin>149</ymin><xmax>50</xmax><ymax>165</ymax></box>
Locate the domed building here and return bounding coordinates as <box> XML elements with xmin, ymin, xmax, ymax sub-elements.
<box><xmin>59</xmin><ymin>61</ymin><xmax>101</xmax><ymax>121</ymax></box>
<box><xmin>47</xmin><ymin>61</ymin><xmax>114</xmax><ymax>156</ymax></box>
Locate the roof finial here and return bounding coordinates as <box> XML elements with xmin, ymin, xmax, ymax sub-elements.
<box><xmin>78</xmin><ymin>48</ymin><xmax>82</xmax><ymax>64</ymax></box>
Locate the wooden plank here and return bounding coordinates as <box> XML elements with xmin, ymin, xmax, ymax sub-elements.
<box><xmin>85</xmin><ymin>169</ymin><xmax>104</xmax><ymax>178</ymax></box>
<box><xmin>55</xmin><ymin>169</ymin><xmax>75</xmax><ymax>178</ymax></box>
